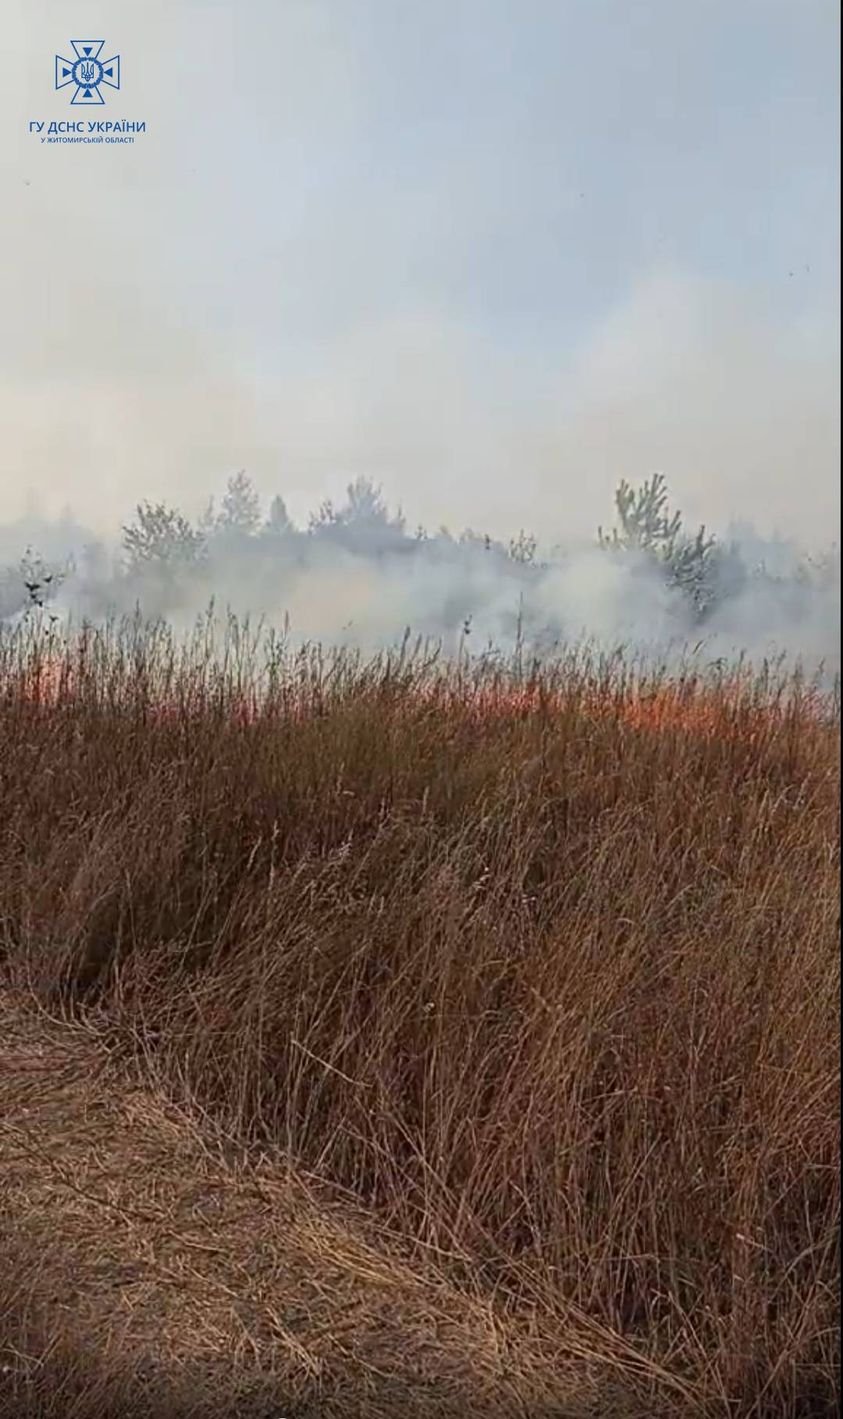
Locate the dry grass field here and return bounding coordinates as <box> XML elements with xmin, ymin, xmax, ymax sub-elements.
<box><xmin>1</xmin><ymin>619</ymin><xmax>839</xmax><ymax>1418</ymax></box>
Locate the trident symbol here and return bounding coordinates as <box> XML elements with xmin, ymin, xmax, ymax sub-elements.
<box><xmin>55</xmin><ymin>41</ymin><xmax>121</xmax><ymax>105</ymax></box>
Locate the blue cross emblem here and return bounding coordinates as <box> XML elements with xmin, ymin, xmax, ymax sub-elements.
<box><xmin>55</xmin><ymin>41</ymin><xmax>120</xmax><ymax>105</ymax></box>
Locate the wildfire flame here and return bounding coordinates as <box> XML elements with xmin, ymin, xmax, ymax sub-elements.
<box><xmin>9</xmin><ymin>653</ymin><xmax>805</xmax><ymax>745</ymax></box>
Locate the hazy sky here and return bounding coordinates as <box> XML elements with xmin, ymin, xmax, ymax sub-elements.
<box><xmin>2</xmin><ymin>1</ymin><xmax>839</xmax><ymax>545</ymax></box>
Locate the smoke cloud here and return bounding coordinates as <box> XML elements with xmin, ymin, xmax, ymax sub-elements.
<box><xmin>1</xmin><ymin>472</ymin><xmax>838</xmax><ymax>686</ymax></box>
<box><xmin>1</xmin><ymin>1</ymin><xmax>838</xmax><ymax>671</ymax></box>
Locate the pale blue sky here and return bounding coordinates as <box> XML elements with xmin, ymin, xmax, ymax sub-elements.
<box><xmin>2</xmin><ymin>0</ymin><xmax>839</xmax><ymax>543</ymax></box>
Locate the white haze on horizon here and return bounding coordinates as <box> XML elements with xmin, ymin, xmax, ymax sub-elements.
<box><xmin>2</xmin><ymin>487</ymin><xmax>838</xmax><ymax>686</ymax></box>
<box><xmin>0</xmin><ymin>0</ymin><xmax>839</xmax><ymax>668</ymax></box>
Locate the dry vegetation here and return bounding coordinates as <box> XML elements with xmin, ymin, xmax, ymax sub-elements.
<box><xmin>0</xmin><ymin>617</ymin><xmax>839</xmax><ymax>1418</ymax></box>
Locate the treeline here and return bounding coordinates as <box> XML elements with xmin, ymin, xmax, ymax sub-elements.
<box><xmin>1</xmin><ymin>472</ymin><xmax>838</xmax><ymax>649</ymax></box>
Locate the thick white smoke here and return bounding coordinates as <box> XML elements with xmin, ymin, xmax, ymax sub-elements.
<box><xmin>1</xmin><ymin>475</ymin><xmax>838</xmax><ymax>683</ymax></box>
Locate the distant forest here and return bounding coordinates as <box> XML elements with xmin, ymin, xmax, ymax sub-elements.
<box><xmin>1</xmin><ymin>473</ymin><xmax>839</xmax><ymax>662</ymax></box>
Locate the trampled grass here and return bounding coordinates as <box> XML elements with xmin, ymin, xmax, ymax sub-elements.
<box><xmin>0</xmin><ymin>615</ymin><xmax>839</xmax><ymax>1417</ymax></box>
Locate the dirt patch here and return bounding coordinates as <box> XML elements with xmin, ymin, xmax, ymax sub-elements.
<box><xmin>0</xmin><ymin>991</ymin><xmax>647</xmax><ymax>1419</ymax></box>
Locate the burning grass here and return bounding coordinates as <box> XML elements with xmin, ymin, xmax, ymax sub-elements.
<box><xmin>0</xmin><ymin>614</ymin><xmax>839</xmax><ymax>1417</ymax></box>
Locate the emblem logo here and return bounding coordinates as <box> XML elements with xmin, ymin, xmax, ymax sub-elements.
<box><xmin>55</xmin><ymin>41</ymin><xmax>120</xmax><ymax>105</ymax></box>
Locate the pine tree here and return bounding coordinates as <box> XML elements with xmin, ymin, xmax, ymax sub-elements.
<box><xmin>265</xmin><ymin>494</ymin><xmax>293</xmax><ymax>536</ymax></box>
<box><xmin>599</xmin><ymin>474</ymin><xmax>718</xmax><ymax>615</ymax></box>
<box><xmin>308</xmin><ymin>478</ymin><xmax>406</xmax><ymax>548</ymax></box>
<box><xmin>217</xmin><ymin>471</ymin><xmax>261</xmax><ymax>535</ymax></box>
<box><xmin>122</xmin><ymin>502</ymin><xmax>205</xmax><ymax>571</ymax></box>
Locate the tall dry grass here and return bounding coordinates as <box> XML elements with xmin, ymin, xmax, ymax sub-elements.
<box><xmin>1</xmin><ymin>614</ymin><xmax>839</xmax><ymax>1417</ymax></box>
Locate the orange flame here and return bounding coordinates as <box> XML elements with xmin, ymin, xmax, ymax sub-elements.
<box><xmin>11</xmin><ymin>655</ymin><xmax>817</xmax><ymax>745</ymax></box>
